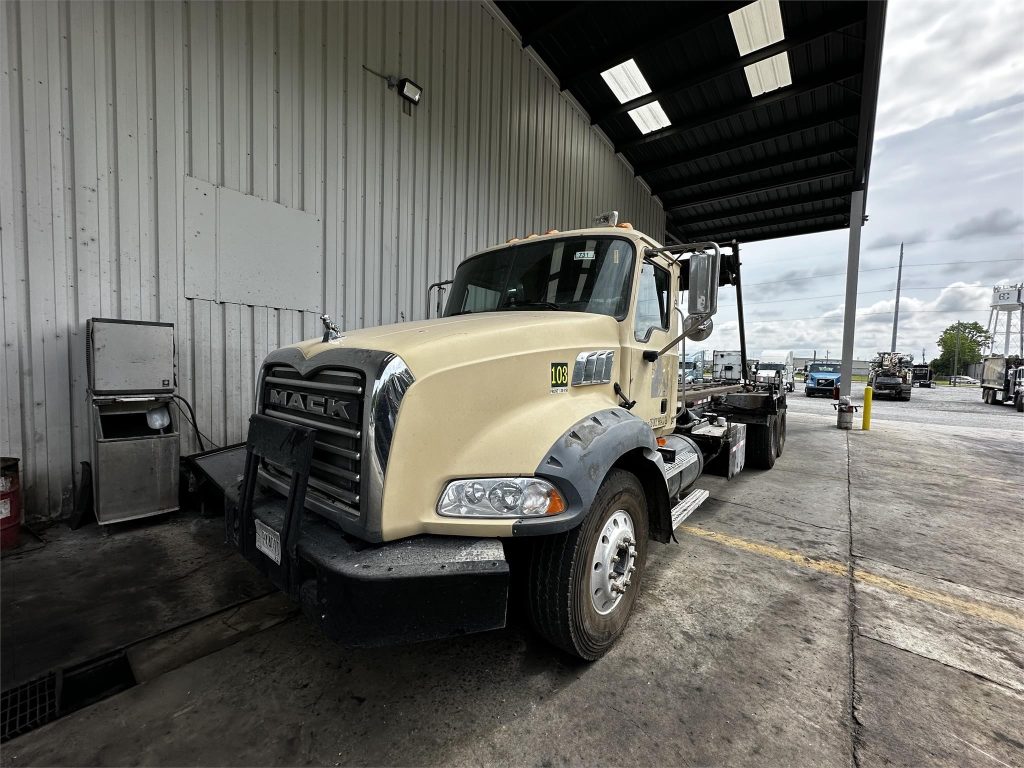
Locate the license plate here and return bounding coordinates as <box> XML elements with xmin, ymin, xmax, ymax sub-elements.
<box><xmin>255</xmin><ymin>519</ymin><xmax>281</xmax><ymax>565</ymax></box>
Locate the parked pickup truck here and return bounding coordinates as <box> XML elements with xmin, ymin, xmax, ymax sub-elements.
<box><xmin>226</xmin><ymin>220</ymin><xmax>787</xmax><ymax>660</ymax></box>
<box><xmin>804</xmin><ymin>362</ymin><xmax>841</xmax><ymax>397</ymax></box>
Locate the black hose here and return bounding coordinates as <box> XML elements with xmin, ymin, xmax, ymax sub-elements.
<box><xmin>171</xmin><ymin>394</ymin><xmax>211</xmax><ymax>451</ymax></box>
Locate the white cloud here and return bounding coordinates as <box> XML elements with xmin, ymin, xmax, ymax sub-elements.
<box><xmin>875</xmin><ymin>0</ymin><xmax>1024</xmax><ymax>139</ymax></box>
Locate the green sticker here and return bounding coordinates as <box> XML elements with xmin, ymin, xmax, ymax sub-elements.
<box><xmin>551</xmin><ymin>362</ymin><xmax>569</xmax><ymax>392</ymax></box>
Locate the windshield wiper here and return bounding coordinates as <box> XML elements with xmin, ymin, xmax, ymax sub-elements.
<box><xmin>501</xmin><ymin>301</ymin><xmax>561</xmax><ymax>311</ymax></box>
<box><xmin>446</xmin><ymin>310</ymin><xmax>476</xmax><ymax>317</ymax></box>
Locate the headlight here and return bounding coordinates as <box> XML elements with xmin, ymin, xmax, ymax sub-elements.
<box><xmin>437</xmin><ymin>477</ymin><xmax>567</xmax><ymax>518</ymax></box>
<box><xmin>371</xmin><ymin>355</ymin><xmax>414</xmax><ymax>475</ymax></box>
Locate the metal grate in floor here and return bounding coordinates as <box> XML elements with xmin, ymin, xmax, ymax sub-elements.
<box><xmin>0</xmin><ymin>672</ymin><xmax>59</xmax><ymax>743</ymax></box>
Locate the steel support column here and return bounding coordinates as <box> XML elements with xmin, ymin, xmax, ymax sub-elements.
<box><xmin>838</xmin><ymin>189</ymin><xmax>865</xmax><ymax>409</ymax></box>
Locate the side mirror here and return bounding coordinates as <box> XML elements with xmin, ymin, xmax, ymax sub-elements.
<box><xmin>688</xmin><ymin>250</ymin><xmax>720</xmax><ymax>316</ymax></box>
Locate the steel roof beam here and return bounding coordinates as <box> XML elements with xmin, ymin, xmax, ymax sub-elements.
<box><xmin>619</xmin><ymin>61</ymin><xmax>863</xmax><ymax>153</ymax></box>
<box><xmin>672</xmin><ymin>211</ymin><xmax>850</xmax><ymax>243</ymax></box>
<box><xmin>652</xmin><ymin>140</ymin><xmax>856</xmax><ymax>198</ymax></box>
<box><xmin>594</xmin><ymin>11</ymin><xmax>864</xmax><ymax>127</ymax></box>
<box><xmin>854</xmin><ymin>1</ymin><xmax>888</xmax><ymax>205</ymax></box>
<box><xmin>557</xmin><ymin>2</ymin><xmax>747</xmax><ymax>91</ymax></box>
<box><xmin>631</xmin><ymin>108</ymin><xmax>859</xmax><ymax>177</ymax></box>
<box><xmin>679</xmin><ymin>204</ymin><xmax>850</xmax><ymax>236</ymax></box>
<box><xmin>664</xmin><ymin>166</ymin><xmax>853</xmax><ymax>214</ymax></box>
<box><xmin>520</xmin><ymin>4</ymin><xmax>587</xmax><ymax>50</ymax></box>
<box><xmin>675</xmin><ymin>220</ymin><xmax>851</xmax><ymax>245</ymax></box>
<box><xmin>671</xmin><ymin>192</ymin><xmax>850</xmax><ymax>227</ymax></box>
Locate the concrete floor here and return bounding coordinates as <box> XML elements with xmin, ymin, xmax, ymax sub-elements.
<box><xmin>3</xmin><ymin>387</ymin><xmax>1022</xmax><ymax>767</ymax></box>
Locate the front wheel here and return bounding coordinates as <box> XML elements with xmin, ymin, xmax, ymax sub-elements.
<box><xmin>1016</xmin><ymin>394</ymin><xmax>1023</xmax><ymax>412</ymax></box>
<box><xmin>527</xmin><ymin>469</ymin><xmax>649</xmax><ymax>660</ymax></box>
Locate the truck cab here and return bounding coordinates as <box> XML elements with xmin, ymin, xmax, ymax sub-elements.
<box><xmin>228</xmin><ymin>223</ymin><xmax>787</xmax><ymax>659</ymax></box>
<box><xmin>805</xmin><ymin>362</ymin><xmax>841</xmax><ymax>397</ymax></box>
<box><xmin>755</xmin><ymin>350</ymin><xmax>795</xmax><ymax>393</ymax></box>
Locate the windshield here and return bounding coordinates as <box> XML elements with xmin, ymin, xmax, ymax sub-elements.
<box><xmin>444</xmin><ymin>236</ymin><xmax>635</xmax><ymax>319</ymax></box>
<box><xmin>758</xmin><ymin>363</ymin><xmax>784</xmax><ymax>371</ymax></box>
<box><xmin>809</xmin><ymin>364</ymin><xmax>840</xmax><ymax>373</ymax></box>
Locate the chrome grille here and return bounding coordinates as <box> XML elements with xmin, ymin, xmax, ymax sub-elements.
<box><xmin>260</xmin><ymin>365</ymin><xmax>365</xmax><ymax>519</ymax></box>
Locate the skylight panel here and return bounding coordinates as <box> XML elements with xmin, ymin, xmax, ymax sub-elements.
<box><xmin>743</xmin><ymin>52</ymin><xmax>793</xmax><ymax>97</ymax></box>
<box><xmin>600</xmin><ymin>59</ymin><xmax>652</xmax><ymax>104</ymax></box>
<box><xmin>627</xmin><ymin>101</ymin><xmax>671</xmax><ymax>135</ymax></box>
<box><xmin>729</xmin><ymin>0</ymin><xmax>786</xmax><ymax>56</ymax></box>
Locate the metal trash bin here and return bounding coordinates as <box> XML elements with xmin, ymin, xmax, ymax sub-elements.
<box><xmin>834</xmin><ymin>396</ymin><xmax>859</xmax><ymax>431</ymax></box>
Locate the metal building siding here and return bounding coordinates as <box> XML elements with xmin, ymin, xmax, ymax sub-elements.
<box><xmin>0</xmin><ymin>0</ymin><xmax>664</xmax><ymax>522</ymax></box>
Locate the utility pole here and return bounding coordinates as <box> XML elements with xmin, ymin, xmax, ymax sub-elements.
<box><xmin>952</xmin><ymin>322</ymin><xmax>962</xmax><ymax>385</ymax></box>
<box><xmin>890</xmin><ymin>242</ymin><xmax>904</xmax><ymax>353</ymax></box>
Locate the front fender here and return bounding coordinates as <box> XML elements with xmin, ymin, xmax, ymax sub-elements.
<box><xmin>512</xmin><ymin>408</ymin><xmax>664</xmax><ymax>536</ymax></box>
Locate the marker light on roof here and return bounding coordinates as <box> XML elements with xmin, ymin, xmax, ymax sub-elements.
<box><xmin>729</xmin><ymin>0</ymin><xmax>785</xmax><ymax>55</ymax></box>
<box><xmin>743</xmin><ymin>52</ymin><xmax>792</xmax><ymax>97</ymax></box>
<box><xmin>627</xmin><ymin>101</ymin><xmax>672</xmax><ymax>135</ymax></box>
<box><xmin>600</xmin><ymin>59</ymin><xmax>652</xmax><ymax>104</ymax></box>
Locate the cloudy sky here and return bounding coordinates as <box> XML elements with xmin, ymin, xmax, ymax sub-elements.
<box><xmin>707</xmin><ymin>0</ymin><xmax>1024</xmax><ymax>363</ymax></box>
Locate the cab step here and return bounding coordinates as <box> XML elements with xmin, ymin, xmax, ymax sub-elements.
<box><xmin>671</xmin><ymin>488</ymin><xmax>710</xmax><ymax>530</ymax></box>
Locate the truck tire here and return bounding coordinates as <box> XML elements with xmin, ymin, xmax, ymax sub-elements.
<box><xmin>1016</xmin><ymin>394</ymin><xmax>1023</xmax><ymax>412</ymax></box>
<box><xmin>527</xmin><ymin>469</ymin><xmax>649</xmax><ymax>661</ymax></box>
<box><xmin>747</xmin><ymin>415</ymin><xmax>777</xmax><ymax>469</ymax></box>
<box><xmin>775</xmin><ymin>410</ymin><xmax>787</xmax><ymax>457</ymax></box>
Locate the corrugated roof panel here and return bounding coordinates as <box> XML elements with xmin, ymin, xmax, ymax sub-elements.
<box><xmin>494</xmin><ymin>0</ymin><xmax>885</xmax><ymax>244</ymax></box>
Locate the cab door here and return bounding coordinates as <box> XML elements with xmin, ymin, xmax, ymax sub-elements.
<box><xmin>624</xmin><ymin>261</ymin><xmax>676</xmax><ymax>433</ymax></box>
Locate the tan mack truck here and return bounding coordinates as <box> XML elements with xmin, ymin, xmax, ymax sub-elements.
<box><xmin>225</xmin><ymin>218</ymin><xmax>787</xmax><ymax>659</ymax></box>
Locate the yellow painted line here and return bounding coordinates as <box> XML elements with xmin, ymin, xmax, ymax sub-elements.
<box><xmin>678</xmin><ymin>525</ymin><xmax>1024</xmax><ymax>632</ymax></box>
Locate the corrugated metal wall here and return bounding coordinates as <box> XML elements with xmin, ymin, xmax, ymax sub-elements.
<box><xmin>0</xmin><ymin>0</ymin><xmax>664</xmax><ymax>522</ymax></box>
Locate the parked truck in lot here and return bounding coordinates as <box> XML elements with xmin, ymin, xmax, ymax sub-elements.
<box><xmin>912</xmin><ymin>363</ymin><xmax>933</xmax><ymax>388</ymax></box>
<box><xmin>755</xmin><ymin>350</ymin><xmax>795</xmax><ymax>392</ymax></box>
<box><xmin>226</xmin><ymin>223</ymin><xmax>787</xmax><ymax>659</ymax></box>
<box><xmin>804</xmin><ymin>361</ymin><xmax>841</xmax><ymax>397</ymax></box>
<box><xmin>679</xmin><ymin>350</ymin><xmax>706</xmax><ymax>386</ymax></box>
<box><xmin>980</xmin><ymin>354</ymin><xmax>1024</xmax><ymax>410</ymax></box>
<box><xmin>713</xmin><ymin>350</ymin><xmax>747</xmax><ymax>383</ymax></box>
<box><xmin>868</xmin><ymin>352</ymin><xmax>914</xmax><ymax>401</ymax></box>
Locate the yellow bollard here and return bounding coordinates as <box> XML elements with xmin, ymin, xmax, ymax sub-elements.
<box><xmin>862</xmin><ymin>386</ymin><xmax>873</xmax><ymax>430</ymax></box>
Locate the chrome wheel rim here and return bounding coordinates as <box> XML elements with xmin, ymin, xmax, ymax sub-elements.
<box><xmin>590</xmin><ymin>510</ymin><xmax>637</xmax><ymax>615</ymax></box>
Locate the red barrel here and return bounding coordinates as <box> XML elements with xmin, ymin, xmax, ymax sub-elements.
<box><xmin>1</xmin><ymin>457</ymin><xmax>22</xmax><ymax>550</ymax></box>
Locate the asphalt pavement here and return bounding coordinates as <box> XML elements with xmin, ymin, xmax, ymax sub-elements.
<box><xmin>3</xmin><ymin>385</ymin><xmax>1022</xmax><ymax>767</ymax></box>
<box><xmin>789</xmin><ymin>380</ymin><xmax>1024</xmax><ymax>430</ymax></box>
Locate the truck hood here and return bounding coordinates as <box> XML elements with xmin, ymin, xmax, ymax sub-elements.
<box><xmin>290</xmin><ymin>311</ymin><xmax>620</xmax><ymax>378</ymax></box>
